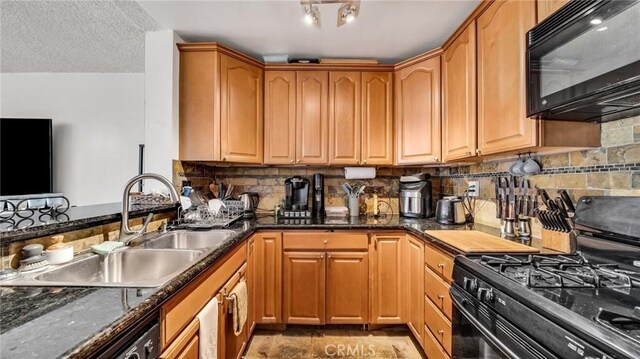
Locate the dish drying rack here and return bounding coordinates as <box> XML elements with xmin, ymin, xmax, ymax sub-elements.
<box><xmin>178</xmin><ymin>200</ymin><xmax>244</xmax><ymax>229</ymax></box>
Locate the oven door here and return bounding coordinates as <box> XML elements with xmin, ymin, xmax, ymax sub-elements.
<box><xmin>450</xmin><ymin>285</ymin><xmax>557</xmax><ymax>359</ymax></box>
<box><xmin>526</xmin><ymin>0</ymin><xmax>640</xmax><ymax>121</ymax></box>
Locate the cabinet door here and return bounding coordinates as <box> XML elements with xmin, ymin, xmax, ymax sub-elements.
<box><xmin>537</xmin><ymin>0</ymin><xmax>570</xmax><ymax>22</ymax></box>
<box><xmin>160</xmin><ymin>318</ymin><xmax>199</xmax><ymax>359</ymax></box>
<box><xmin>443</xmin><ymin>22</ymin><xmax>477</xmax><ymax>162</ymax></box>
<box><xmin>477</xmin><ymin>0</ymin><xmax>537</xmax><ymax>155</ymax></box>
<box><xmin>283</xmin><ymin>251</ymin><xmax>326</xmax><ymax>324</ymax></box>
<box><xmin>369</xmin><ymin>234</ymin><xmax>404</xmax><ymax>324</ymax></box>
<box><xmin>247</xmin><ymin>236</ymin><xmax>256</xmax><ymax>334</ymax></box>
<box><xmin>220</xmin><ymin>54</ymin><xmax>264</xmax><ymax>163</ymax></box>
<box><xmin>253</xmin><ymin>232</ymin><xmax>283</xmax><ymax>324</ymax></box>
<box><xmin>326</xmin><ymin>252</ymin><xmax>368</xmax><ymax>324</ymax></box>
<box><xmin>405</xmin><ymin>236</ymin><xmax>424</xmax><ymax>343</ymax></box>
<box><xmin>179</xmin><ymin>50</ymin><xmax>219</xmax><ymax>161</ymax></box>
<box><xmin>296</xmin><ymin>71</ymin><xmax>329</xmax><ymax>164</ymax></box>
<box><xmin>264</xmin><ymin>71</ymin><xmax>296</xmax><ymax>164</ymax></box>
<box><xmin>361</xmin><ymin>72</ymin><xmax>393</xmax><ymax>166</ymax></box>
<box><xmin>395</xmin><ymin>57</ymin><xmax>442</xmax><ymax>164</ymax></box>
<box><xmin>329</xmin><ymin>72</ymin><xmax>361</xmax><ymax>165</ymax></box>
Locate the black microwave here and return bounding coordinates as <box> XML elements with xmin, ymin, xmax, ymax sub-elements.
<box><xmin>526</xmin><ymin>0</ymin><xmax>640</xmax><ymax>123</ymax></box>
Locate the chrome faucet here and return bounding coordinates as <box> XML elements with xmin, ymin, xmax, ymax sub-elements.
<box><xmin>119</xmin><ymin>173</ymin><xmax>180</xmax><ymax>244</ymax></box>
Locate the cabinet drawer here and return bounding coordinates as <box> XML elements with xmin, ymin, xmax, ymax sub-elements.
<box><xmin>423</xmin><ymin>324</ymin><xmax>450</xmax><ymax>359</ymax></box>
<box><xmin>283</xmin><ymin>232</ymin><xmax>368</xmax><ymax>250</ymax></box>
<box><xmin>161</xmin><ymin>242</ymin><xmax>246</xmax><ymax>348</ymax></box>
<box><xmin>425</xmin><ymin>244</ymin><xmax>453</xmax><ymax>282</ymax></box>
<box><xmin>283</xmin><ymin>232</ymin><xmax>328</xmax><ymax>250</ymax></box>
<box><xmin>325</xmin><ymin>232</ymin><xmax>368</xmax><ymax>250</ymax></box>
<box><xmin>424</xmin><ymin>265</ymin><xmax>452</xmax><ymax>319</ymax></box>
<box><xmin>160</xmin><ymin>318</ymin><xmax>199</xmax><ymax>359</ymax></box>
<box><xmin>424</xmin><ymin>294</ymin><xmax>452</xmax><ymax>355</ymax></box>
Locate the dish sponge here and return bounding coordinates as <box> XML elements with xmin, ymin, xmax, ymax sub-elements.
<box><xmin>91</xmin><ymin>241</ymin><xmax>125</xmax><ymax>256</ymax></box>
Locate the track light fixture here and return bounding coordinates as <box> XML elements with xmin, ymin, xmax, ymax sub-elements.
<box><xmin>337</xmin><ymin>1</ymin><xmax>360</xmax><ymax>27</ymax></box>
<box><xmin>300</xmin><ymin>0</ymin><xmax>360</xmax><ymax>28</ymax></box>
<box><xmin>303</xmin><ymin>4</ymin><xmax>320</xmax><ymax>28</ymax></box>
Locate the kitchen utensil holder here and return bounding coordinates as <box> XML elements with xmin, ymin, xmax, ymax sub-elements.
<box><xmin>348</xmin><ymin>196</ymin><xmax>360</xmax><ymax>217</ymax></box>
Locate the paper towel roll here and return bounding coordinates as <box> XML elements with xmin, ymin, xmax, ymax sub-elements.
<box><xmin>344</xmin><ymin>167</ymin><xmax>376</xmax><ymax>179</ymax></box>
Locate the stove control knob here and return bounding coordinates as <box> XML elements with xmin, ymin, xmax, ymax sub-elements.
<box><xmin>478</xmin><ymin>288</ymin><xmax>494</xmax><ymax>302</ymax></box>
<box><xmin>463</xmin><ymin>277</ymin><xmax>478</xmax><ymax>292</ymax></box>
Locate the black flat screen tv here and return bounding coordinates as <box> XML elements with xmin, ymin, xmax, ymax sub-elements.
<box><xmin>0</xmin><ymin>118</ymin><xmax>53</xmax><ymax>197</ymax></box>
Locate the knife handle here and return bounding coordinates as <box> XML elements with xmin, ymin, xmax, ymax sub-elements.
<box><xmin>559</xmin><ymin>190</ymin><xmax>576</xmax><ymax>213</ymax></box>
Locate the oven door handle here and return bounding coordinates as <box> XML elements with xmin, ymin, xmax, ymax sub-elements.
<box><xmin>450</xmin><ymin>285</ymin><xmax>520</xmax><ymax>359</ymax></box>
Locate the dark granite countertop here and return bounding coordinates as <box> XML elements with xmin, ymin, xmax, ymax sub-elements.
<box><xmin>0</xmin><ymin>203</ymin><xmax>179</xmax><ymax>244</ymax></box>
<box><xmin>0</xmin><ymin>216</ymin><xmax>542</xmax><ymax>358</ymax></box>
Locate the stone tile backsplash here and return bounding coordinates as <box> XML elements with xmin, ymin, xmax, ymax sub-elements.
<box><xmin>175</xmin><ymin>116</ymin><xmax>640</xmax><ymax>237</ymax></box>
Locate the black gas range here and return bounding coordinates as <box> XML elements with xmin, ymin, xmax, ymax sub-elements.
<box><xmin>451</xmin><ymin>196</ymin><xmax>640</xmax><ymax>359</ymax></box>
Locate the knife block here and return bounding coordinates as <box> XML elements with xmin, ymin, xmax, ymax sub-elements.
<box><xmin>541</xmin><ymin>229</ymin><xmax>576</xmax><ymax>253</ymax></box>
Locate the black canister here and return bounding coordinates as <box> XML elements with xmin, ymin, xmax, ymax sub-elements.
<box><xmin>312</xmin><ymin>173</ymin><xmax>325</xmax><ymax>217</ymax></box>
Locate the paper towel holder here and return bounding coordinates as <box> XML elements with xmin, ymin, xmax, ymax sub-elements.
<box><xmin>344</xmin><ymin>167</ymin><xmax>376</xmax><ymax>180</ymax></box>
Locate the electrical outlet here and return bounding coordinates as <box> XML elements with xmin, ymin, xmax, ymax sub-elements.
<box><xmin>467</xmin><ymin>181</ymin><xmax>479</xmax><ymax>197</ymax></box>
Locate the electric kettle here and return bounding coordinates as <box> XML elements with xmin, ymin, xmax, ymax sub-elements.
<box><xmin>435</xmin><ymin>196</ymin><xmax>467</xmax><ymax>224</ymax></box>
<box><xmin>238</xmin><ymin>192</ymin><xmax>259</xmax><ymax>218</ymax></box>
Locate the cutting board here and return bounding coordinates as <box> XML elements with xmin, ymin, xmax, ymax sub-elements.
<box><xmin>425</xmin><ymin>230</ymin><xmax>540</xmax><ymax>254</ymax></box>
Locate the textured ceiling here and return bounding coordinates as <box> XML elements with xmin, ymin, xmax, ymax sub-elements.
<box><xmin>138</xmin><ymin>0</ymin><xmax>481</xmax><ymax>64</ymax></box>
<box><xmin>1</xmin><ymin>1</ymin><xmax>161</xmax><ymax>73</ymax></box>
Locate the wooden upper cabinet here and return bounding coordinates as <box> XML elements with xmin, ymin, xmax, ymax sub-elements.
<box><xmin>395</xmin><ymin>56</ymin><xmax>442</xmax><ymax>165</ymax></box>
<box><xmin>477</xmin><ymin>0</ymin><xmax>537</xmax><ymax>156</ymax></box>
<box><xmin>369</xmin><ymin>234</ymin><xmax>404</xmax><ymax>324</ymax></box>
<box><xmin>220</xmin><ymin>54</ymin><xmax>263</xmax><ymax>163</ymax></box>
<box><xmin>537</xmin><ymin>0</ymin><xmax>570</xmax><ymax>22</ymax></box>
<box><xmin>296</xmin><ymin>71</ymin><xmax>329</xmax><ymax>164</ymax></box>
<box><xmin>326</xmin><ymin>252</ymin><xmax>368</xmax><ymax>324</ymax></box>
<box><xmin>179</xmin><ymin>50</ymin><xmax>219</xmax><ymax>161</ymax></box>
<box><xmin>264</xmin><ymin>71</ymin><xmax>296</xmax><ymax>164</ymax></box>
<box><xmin>178</xmin><ymin>44</ymin><xmax>263</xmax><ymax>164</ymax></box>
<box><xmin>443</xmin><ymin>22</ymin><xmax>477</xmax><ymax>162</ymax></box>
<box><xmin>329</xmin><ymin>72</ymin><xmax>361</xmax><ymax>165</ymax></box>
<box><xmin>361</xmin><ymin>72</ymin><xmax>393</xmax><ymax>166</ymax></box>
<box><xmin>283</xmin><ymin>251</ymin><xmax>326</xmax><ymax>325</ymax></box>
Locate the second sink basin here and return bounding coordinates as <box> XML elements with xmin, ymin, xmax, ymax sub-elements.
<box><xmin>140</xmin><ymin>230</ymin><xmax>235</xmax><ymax>250</ymax></box>
<box><xmin>32</xmin><ymin>249</ymin><xmax>203</xmax><ymax>287</ymax></box>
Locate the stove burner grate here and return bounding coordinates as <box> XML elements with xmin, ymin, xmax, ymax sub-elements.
<box><xmin>477</xmin><ymin>254</ymin><xmax>636</xmax><ymax>289</ymax></box>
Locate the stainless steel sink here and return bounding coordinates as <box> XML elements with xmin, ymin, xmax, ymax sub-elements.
<box><xmin>10</xmin><ymin>249</ymin><xmax>204</xmax><ymax>287</ymax></box>
<box><xmin>139</xmin><ymin>230</ymin><xmax>235</xmax><ymax>250</ymax></box>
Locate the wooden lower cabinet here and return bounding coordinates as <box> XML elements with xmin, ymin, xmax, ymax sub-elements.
<box><xmin>326</xmin><ymin>252</ymin><xmax>368</xmax><ymax>324</ymax></box>
<box><xmin>369</xmin><ymin>234</ymin><xmax>404</xmax><ymax>324</ymax></box>
<box><xmin>283</xmin><ymin>251</ymin><xmax>326</xmax><ymax>324</ymax></box>
<box><xmin>160</xmin><ymin>318</ymin><xmax>200</xmax><ymax>359</ymax></box>
<box><xmin>425</xmin><ymin>294</ymin><xmax>452</xmax><ymax>355</ymax></box>
<box><xmin>161</xmin><ymin>242</ymin><xmax>246</xmax><ymax>348</ymax></box>
<box><xmin>425</xmin><ymin>265</ymin><xmax>453</xmax><ymax>319</ymax></box>
<box><xmin>251</xmin><ymin>232</ymin><xmax>283</xmax><ymax>324</ymax></box>
<box><xmin>423</xmin><ymin>323</ymin><xmax>450</xmax><ymax>359</ymax></box>
<box><xmin>405</xmin><ymin>236</ymin><xmax>425</xmax><ymax>343</ymax></box>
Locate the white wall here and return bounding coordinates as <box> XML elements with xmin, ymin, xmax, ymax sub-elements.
<box><xmin>144</xmin><ymin>30</ymin><xmax>183</xmax><ymax>192</ymax></box>
<box><xmin>0</xmin><ymin>73</ymin><xmax>145</xmax><ymax>205</ymax></box>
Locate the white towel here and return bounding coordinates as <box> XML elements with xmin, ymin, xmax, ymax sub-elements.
<box><xmin>197</xmin><ymin>296</ymin><xmax>219</xmax><ymax>359</ymax></box>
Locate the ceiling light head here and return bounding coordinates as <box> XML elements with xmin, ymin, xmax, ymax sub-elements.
<box><xmin>302</xmin><ymin>4</ymin><xmax>321</xmax><ymax>28</ymax></box>
<box><xmin>337</xmin><ymin>1</ymin><xmax>360</xmax><ymax>27</ymax></box>
<box><xmin>590</xmin><ymin>18</ymin><xmax>602</xmax><ymax>25</ymax></box>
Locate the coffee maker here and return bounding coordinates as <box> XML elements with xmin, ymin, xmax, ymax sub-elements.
<box><xmin>399</xmin><ymin>173</ymin><xmax>433</xmax><ymax>218</ymax></box>
<box><xmin>312</xmin><ymin>173</ymin><xmax>325</xmax><ymax>217</ymax></box>
<box><xmin>284</xmin><ymin>176</ymin><xmax>310</xmax><ymax>211</ymax></box>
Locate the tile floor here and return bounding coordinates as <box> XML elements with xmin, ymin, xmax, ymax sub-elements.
<box><xmin>243</xmin><ymin>326</ymin><xmax>426</xmax><ymax>359</ymax></box>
